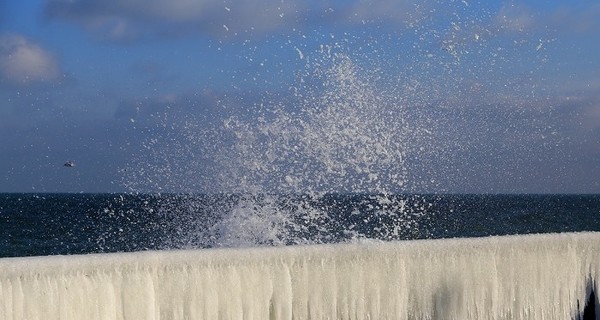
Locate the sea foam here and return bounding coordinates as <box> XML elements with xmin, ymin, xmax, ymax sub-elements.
<box><xmin>1</xmin><ymin>232</ymin><xmax>598</xmax><ymax>319</ymax></box>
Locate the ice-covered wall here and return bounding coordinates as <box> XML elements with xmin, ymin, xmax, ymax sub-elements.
<box><xmin>0</xmin><ymin>232</ymin><xmax>599</xmax><ymax>320</ymax></box>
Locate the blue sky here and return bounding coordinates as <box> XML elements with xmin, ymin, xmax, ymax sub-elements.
<box><xmin>1</xmin><ymin>0</ymin><xmax>599</xmax><ymax>193</ymax></box>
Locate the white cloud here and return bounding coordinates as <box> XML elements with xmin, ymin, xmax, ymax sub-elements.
<box><xmin>43</xmin><ymin>0</ymin><xmax>600</xmax><ymax>49</ymax></box>
<box><xmin>44</xmin><ymin>0</ymin><xmax>307</xmax><ymax>41</ymax></box>
<box><xmin>494</xmin><ymin>3</ymin><xmax>536</xmax><ymax>33</ymax></box>
<box><xmin>493</xmin><ymin>3</ymin><xmax>600</xmax><ymax>35</ymax></box>
<box><xmin>44</xmin><ymin>0</ymin><xmax>440</xmax><ymax>42</ymax></box>
<box><xmin>0</xmin><ymin>34</ymin><xmax>61</xmax><ymax>85</ymax></box>
<box><xmin>345</xmin><ymin>0</ymin><xmax>428</xmax><ymax>25</ymax></box>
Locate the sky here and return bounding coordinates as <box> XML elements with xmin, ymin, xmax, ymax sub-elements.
<box><xmin>0</xmin><ymin>0</ymin><xmax>599</xmax><ymax>194</ymax></box>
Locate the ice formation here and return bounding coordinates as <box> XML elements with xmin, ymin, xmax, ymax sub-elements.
<box><xmin>1</xmin><ymin>232</ymin><xmax>598</xmax><ymax>319</ymax></box>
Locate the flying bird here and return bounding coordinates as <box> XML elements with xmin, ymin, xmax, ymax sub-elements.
<box><xmin>64</xmin><ymin>160</ymin><xmax>75</xmax><ymax>167</ymax></box>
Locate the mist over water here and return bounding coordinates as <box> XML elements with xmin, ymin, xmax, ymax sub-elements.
<box><xmin>122</xmin><ymin>1</ymin><xmax>559</xmax><ymax>248</ymax></box>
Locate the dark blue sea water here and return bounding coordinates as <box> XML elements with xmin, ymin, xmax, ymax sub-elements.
<box><xmin>1</xmin><ymin>193</ymin><xmax>599</xmax><ymax>258</ymax></box>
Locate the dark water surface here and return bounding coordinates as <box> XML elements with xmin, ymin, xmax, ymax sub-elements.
<box><xmin>1</xmin><ymin>193</ymin><xmax>599</xmax><ymax>258</ymax></box>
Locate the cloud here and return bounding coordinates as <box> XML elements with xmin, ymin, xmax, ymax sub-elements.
<box><xmin>492</xmin><ymin>2</ymin><xmax>600</xmax><ymax>35</ymax></box>
<box><xmin>41</xmin><ymin>0</ymin><xmax>600</xmax><ymax>47</ymax></box>
<box><xmin>0</xmin><ymin>34</ymin><xmax>62</xmax><ymax>86</ymax></box>
<box><xmin>344</xmin><ymin>0</ymin><xmax>433</xmax><ymax>25</ymax></box>
<box><xmin>44</xmin><ymin>0</ymin><xmax>310</xmax><ymax>42</ymax></box>
<box><xmin>113</xmin><ymin>90</ymin><xmax>222</xmax><ymax>123</ymax></box>
<box><xmin>548</xmin><ymin>4</ymin><xmax>600</xmax><ymax>34</ymax></box>
<box><xmin>44</xmin><ymin>0</ymin><xmax>442</xmax><ymax>42</ymax></box>
<box><xmin>493</xmin><ymin>3</ymin><xmax>536</xmax><ymax>33</ymax></box>
<box><xmin>561</xmin><ymin>92</ymin><xmax>600</xmax><ymax>131</ymax></box>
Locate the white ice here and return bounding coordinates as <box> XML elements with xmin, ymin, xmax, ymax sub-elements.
<box><xmin>1</xmin><ymin>232</ymin><xmax>599</xmax><ymax>320</ymax></box>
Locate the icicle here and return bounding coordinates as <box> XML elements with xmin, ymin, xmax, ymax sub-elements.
<box><xmin>0</xmin><ymin>232</ymin><xmax>598</xmax><ymax>320</ymax></box>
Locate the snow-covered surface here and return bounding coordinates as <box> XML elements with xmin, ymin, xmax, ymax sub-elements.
<box><xmin>1</xmin><ymin>232</ymin><xmax>599</xmax><ymax>319</ymax></box>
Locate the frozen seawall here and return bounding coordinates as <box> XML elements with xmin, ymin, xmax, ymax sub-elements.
<box><xmin>1</xmin><ymin>232</ymin><xmax>599</xmax><ymax>320</ymax></box>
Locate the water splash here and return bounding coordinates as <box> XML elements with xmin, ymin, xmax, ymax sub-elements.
<box><xmin>122</xmin><ymin>1</ymin><xmax>559</xmax><ymax>248</ymax></box>
<box><xmin>205</xmin><ymin>48</ymin><xmax>430</xmax><ymax>247</ymax></box>
<box><xmin>122</xmin><ymin>45</ymin><xmax>433</xmax><ymax>248</ymax></box>
<box><xmin>217</xmin><ymin>51</ymin><xmax>415</xmax><ymax>194</ymax></box>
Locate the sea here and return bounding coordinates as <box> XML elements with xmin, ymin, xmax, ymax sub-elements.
<box><xmin>1</xmin><ymin>193</ymin><xmax>599</xmax><ymax>258</ymax></box>
<box><xmin>2</xmin><ymin>27</ymin><xmax>599</xmax><ymax>261</ymax></box>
